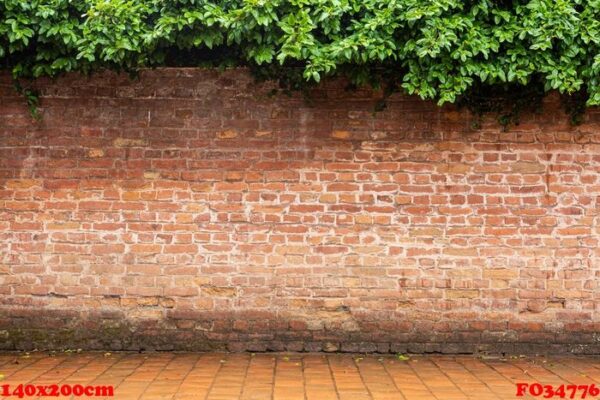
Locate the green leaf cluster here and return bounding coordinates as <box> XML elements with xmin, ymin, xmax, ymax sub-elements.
<box><xmin>1</xmin><ymin>0</ymin><xmax>599</xmax><ymax>107</ymax></box>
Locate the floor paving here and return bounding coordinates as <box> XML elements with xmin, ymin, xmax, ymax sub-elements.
<box><xmin>0</xmin><ymin>352</ymin><xmax>599</xmax><ymax>399</ymax></box>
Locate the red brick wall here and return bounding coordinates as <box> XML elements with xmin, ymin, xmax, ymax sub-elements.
<box><xmin>1</xmin><ymin>69</ymin><xmax>600</xmax><ymax>353</ymax></box>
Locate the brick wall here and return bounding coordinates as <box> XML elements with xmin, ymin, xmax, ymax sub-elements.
<box><xmin>1</xmin><ymin>68</ymin><xmax>600</xmax><ymax>353</ymax></box>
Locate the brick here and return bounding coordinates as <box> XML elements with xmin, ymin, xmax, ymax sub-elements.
<box><xmin>437</xmin><ymin>164</ymin><xmax>471</xmax><ymax>173</ymax></box>
<box><xmin>91</xmin><ymin>244</ymin><xmax>125</xmax><ymax>254</ymax></box>
<box><xmin>164</xmin><ymin>244</ymin><xmax>198</xmax><ymax>254</ymax></box>
<box><xmin>354</xmin><ymin>215</ymin><xmax>373</xmax><ymax>224</ymax></box>
<box><xmin>331</xmin><ymin>130</ymin><xmax>350</xmax><ymax>139</ymax></box>
<box><xmin>483</xmin><ymin>269</ymin><xmax>518</xmax><ymax>279</ymax></box>
<box><xmin>557</xmin><ymin>227</ymin><xmax>591</xmax><ymax>236</ymax></box>
<box><xmin>217</xmin><ymin>129</ymin><xmax>238</xmax><ymax>139</ymax></box>
<box><xmin>276</xmin><ymin>246</ymin><xmax>309</xmax><ymax>255</ymax></box>
<box><xmin>327</xmin><ymin>183</ymin><xmax>359</xmax><ymax>191</ymax></box>
<box><xmin>113</xmin><ymin>138</ymin><xmax>147</xmax><ymax>147</ymax></box>
<box><xmin>314</xmin><ymin>246</ymin><xmax>348</xmax><ymax>254</ymax></box>
<box><xmin>214</xmin><ymin>182</ymin><xmax>247</xmax><ymax>191</ymax></box>
<box><xmin>88</xmin><ymin>148</ymin><xmax>105</xmax><ymax>158</ymax></box>
<box><xmin>46</xmin><ymin>222</ymin><xmax>81</xmax><ymax>230</ymax></box>
<box><xmin>319</xmin><ymin>194</ymin><xmax>337</xmax><ymax>203</ymax></box>
<box><xmin>79</xmin><ymin>201</ymin><xmax>111</xmax><ymax>210</ymax></box>
<box><xmin>447</xmin><ymin>290</ymin><xmax>480</xmax><ymax>299</ymax></box>
<box><xmin>130</xmin><ymin>244</ymin><xmax>162</xmax><ymax>254</ymax></box>
<box><xmin>443</xmin><ymin>248</ymin><xmax>478</xmax><ymax>256</ymax></box>
<box><xmin>510</xmin><ymin>162</ymin><xmax>546</xmax><ymax>173</ymax></box>
<box><xmin>410</xmin><ymin>227</ymin><xmax>443</xmax><ymax>237</ymax></box>
<box><xmin>5</xmin><ymin>179</ymin><xmax>39</xmax><ymax>189</ymax></box>
<box><xmin>4</xmin><ymin>201</ymin><xmax>40</xmax><ymax>210</ymax></box>
<box><xmin>203</xmin><ymin>287</ymin><xmax>236</xmax><ymax>297</ymax></box>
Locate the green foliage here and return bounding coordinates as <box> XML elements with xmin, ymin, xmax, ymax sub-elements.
<box><xmin>13</xmin><ymin>80</ymin><xmax>41</xmax><ymax>120</ymax></box>
<box><xmin>456</xmin><ymin>79</ymin><xmax>546</xmax><ymax>129</ymax></box>
<box><xmin>1</xmin><ymin>0</ymin><xmax>600</xmax><ymax>111</ymax></box>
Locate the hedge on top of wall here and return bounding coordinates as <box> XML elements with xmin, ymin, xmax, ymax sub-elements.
<box><xmin>1</xmin><ymin>0</ymin><xmax>599</xmax><ymax>112</ymax></box>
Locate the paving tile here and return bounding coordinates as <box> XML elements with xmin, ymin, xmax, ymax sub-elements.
<box><xmin>1</xmin><ymin>352</ymin><xmax>600</xmax><ymax>399</ymax></box>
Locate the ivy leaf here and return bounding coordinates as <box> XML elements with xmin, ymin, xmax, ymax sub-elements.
<box><xmin>0</xmin><ymin>0</ymin><xmax>596</xmax><ymax>115</ymax></box>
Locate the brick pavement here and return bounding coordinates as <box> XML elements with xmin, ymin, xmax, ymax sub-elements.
<box><xmin>1</xmin><ymin>352</ymin><xmax>600</xmax><ymax>399</ymax></box>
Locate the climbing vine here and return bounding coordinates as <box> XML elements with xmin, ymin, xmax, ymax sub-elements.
<box><xmin>1</xmin><ymin>0</ymin><xmax>599</xmax><ymax>121</ymax></box>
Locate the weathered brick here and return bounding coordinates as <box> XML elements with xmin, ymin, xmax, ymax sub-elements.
<box><xmin>217</xmin><ymin>130</ymin><xmax>238</xmax><ymax>139</ymax></box>
<box><xmin>447</xmin><ymin>290</ymin><xmax>480</xmax><ymax>299</ymax></box>
<box><xmin>5</xmin><ymin>179</ymin><xmax>39</xmax><ymax>189</ymax></box>
<box><xmin>331</xmin><ymin>130</ymin><xmax>350</xmax><ymax>139</ymax></box>
<box><xmin>113</xmin><ymin>138</ymin><xmax>147</xmax><ymax>147</ymax></box>
<box><xmin>483</xmin><ymin>269</ymin><xmax>519</xmax><ymax>279</ymax></box>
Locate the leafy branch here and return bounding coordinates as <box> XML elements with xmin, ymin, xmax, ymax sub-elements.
<box><xmin>1</xmin><ymin>0</ymin><xmax>599</xmax><ymax>122</ymax></box>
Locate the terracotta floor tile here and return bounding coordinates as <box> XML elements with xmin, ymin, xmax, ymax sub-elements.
<box><xmin>1</xmin><ymin>352</ymin><xmax>600</xmax><ymax>399</ymax></box>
